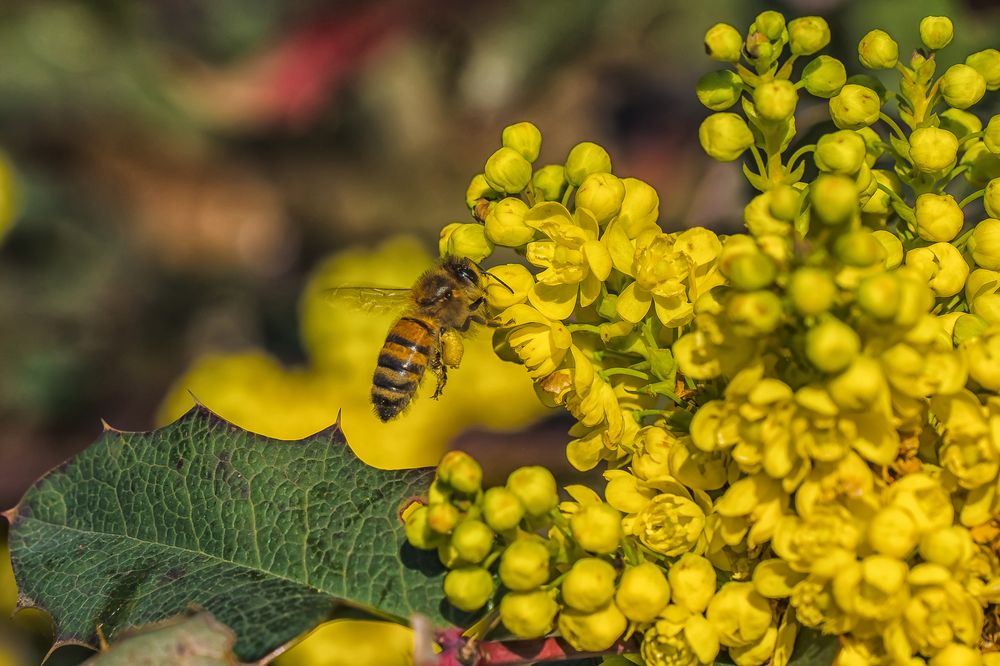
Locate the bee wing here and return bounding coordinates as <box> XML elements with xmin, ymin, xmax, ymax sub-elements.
<box><xmin>321</xmin><ymin>286</ymin><xmax>412</xmax><ymax>315</ymax></box>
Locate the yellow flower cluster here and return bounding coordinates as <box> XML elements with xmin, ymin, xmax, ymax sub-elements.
<box><xmin>422</xmin><ymin>10</ymin><xmax>1000</xmax><ymax>666</ymax></box>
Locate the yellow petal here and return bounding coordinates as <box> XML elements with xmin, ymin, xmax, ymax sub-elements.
<box><xmin>684</xmin><ymin>614</ymin><xmax>720</xmax><ymax>664</ymax></box>
<box><xmin>603</xmin><ymin>219</ymin><xmax>636</xmax><ymax>275</ymax></box>
<box><xmin>579</xmin><ymin>272</ymin><xmax>602</xmax><ymax>307</ymax></box>
<box><xmin>528</xmin><ymin>282</ymin><xmax>578</xmax><ymax>320</ymax></box>
<box><xmin>616</xmin><ymin>282</ymin><xmax>653</xmax><ymax>323</ymax></box>
<box><xmin>752</xmin><ymin>559</ymin><xmax>804</xmax><ymax>598</ymax></box>
<box><xmin>574</xmin><ymin>206</ymin><xmax>600</xmax><ymax>238</ymax></box>
<box><xmin>567</xmin><ymin>432</ymin><xmax>605</xmax><ymax>471</ymax></box>
<box><xmin>583</xmin><ymin>239</ymin><xmax>612</xmax><ymax>280</ymax></box>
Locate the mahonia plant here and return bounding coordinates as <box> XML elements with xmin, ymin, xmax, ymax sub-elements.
<box><xmin>411</xmin><ymin>11</ymin><xmax>1000</xmax><ymax>666</ymax></box>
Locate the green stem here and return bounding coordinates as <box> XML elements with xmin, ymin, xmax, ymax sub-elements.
<box><xmin>953</xmin><ymin>225</ymin><xmax>976</xmax><ymax>250</ymax></box>
<box><xmin>785</xmin><ymin>144</ymin><xmax>816</xmax><ymax>173</ymax></box>
<box><xmin>878</xmin><ymin>113</ymin><xmax>907</xmax><ymax>142</ymax></box>
<box><xmin>958</xmin><ymin>189</ymin><xmax>986</xmax><ymax>209</ymax></box>
<box><xmin>600</xmin><ymin>368</ymin><xmax>650</xmax><ymax>381</ymax></box>
<box><xmin>567</xmin><ymin>323</ymin><xmax>603</xmax><ymax>334</ymax></box>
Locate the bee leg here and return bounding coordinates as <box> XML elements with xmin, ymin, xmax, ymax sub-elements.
<box><xmin>459</xmin><ymin>313</ymin><xmax>490</xmax><ymax>331</ymax></box>
<box><xmin>430</xmin><ymin>349</ymin><xmax>448</xmax><ymax>400</ymax></box>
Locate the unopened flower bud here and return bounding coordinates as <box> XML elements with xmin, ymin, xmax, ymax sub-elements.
<box><xmin>872</xmin><ymin>229</ymin><xmax>904</xmax><ymax>268</ymax></box>
<box><xmin>482</xmin><ymin>487</ymin><xmax>525</xmax><ymax>531</ymax></box>
<box><xmin>828</xmin><ymin>356</ymin><xmax>885</xmax><ymax>411</ymax></box>
<box><xmin>499</xmin><ymin>539</ymin><xmax>551</xmax><ymax>591</ymax></box>
<box><xmin>868</xmin><ymin>505</ymin><xmax>918</xmax><ymax>558</ymax></box>
<box><xmin>970</xmin><ymin>218</ymin><xmax>1000</xmax><ymax>269</ymax></box>
<box><xmin>788</xmin><ymin>16</ymin><xmax>830</xmax><ymax>56</ymax></box>
<box><xmin>562</xmin><ymin>558</ymin><xmax>616</xmax><ymax>613</ymax></box>
<box><xmin>858</xmin><ymin>30</ymin><xmax>898</xmax><ymax>69</ymax></box>
<box><xmin>485</xmin><ymin>197</ymin><xmax>533</xmax><ymax>247</ymax></box>
<box><xmin>485</xmin><ymin>147</ymin><xmax>532</xmax><ymax>193</ymax></box>
<box><xmin>704</xmin><ymin>23</ymin><xmax>743</xmax><ymax>62</ymax></box>
<box><xmin>919</xmin><ymin>16</ymin><xmax>953</xmax><ymax>51</ymax></box>
<box><xmin>906</xmin><ymin>243</ymin><xmax>969</xmax><ymax>297</ymax></box>
<box><xmin>427</xmin><ymin>502</ymin><xmax>460</xmax><ymax>534</ymax></box>
<box><xmin>768</xmin><ymin>185</ymin><xmax>801</xmax><ymax>221</ymax></box>
<box><xmin>444</xmin><ymin>567</ymin><xmax>494</xmax><ymax>611</ymax></box>
<box><xmin>405</xmin><ymin>505</ymin><xmax>445</xmax><ymax>550</ymax></box>
<box><xmin>564</xmin><ymin>142</ymin><xmax>612</xmax><ymax>188</ymax></box>
<box><xmin>858</xmin><ymin>273</ymin><xmax>900</xmax><ymax>320</ymax></box>
<box><xmin>805</xmin><ymin>319</ymin><xmax>860</xmax><ymax>374</ymax></box>
<box><xmin>967</xmin><ymin>49</ymin><xmax>1000</xmax><ymax>91</ymax></box>
<box><xmin>532</xmin><ymin>164</ymin><xmax>567</xmax><ymax>203</ymax></box>
<box><xmin>696</xmin><ymin>70</ymin><xmax>744</xmax><ymax>111</ymax></box>
<box><xmin>571</xmin><ymin>503</ymin><xmax>623</xmax><ymax>554</ymax></box>
<box><xmin>576</xmin><ymin>172</ymin><xmax>625</xmax><ymax>225</ymax></box>
<box><xmin>616</xmin><ymin>562</ymin><xmax>671</xmax><ymax>622</ymax></box>
<box><xmin>668</xmin><ymin>554</ymin><xmax>717</xmax><ymax>613</ymax></box>
<box><xmin>440</xmin><ymin>222</ymin><xmax>494</xmax><ymax>263</ymax></box>
<box><xmin>506</xmin><ymin>466</ymin><xmax>558</xmax><ymax>517</ymax></box>
<box><xmin>815</xmin><ymin>130</ymin><xmax>866</xmax><ymax>174</ymax></box>
<box><xmin>699</xmin><ymin>113</ymin><xmax>754</xmax><ymax>162</ymax></box>
<box><xmin>941</xmin><ymin>64</ymin><xmax>987</xmax><ymax>109</ymax></box>
<box><xmin>909</xmin><ymin>127</ymin><xmax>959</xmax><ymax>174</ymax></box>
<box><xmin>801</xmin><ymin>55</ymin><xmax>846</xmax><ymax>98</ymax></box>
<box><xmin>438</xmin><ymin>450</ymin><xmax>483</xmax><ymax>494</ymax></box>
<box><xmin>485</xmin><ymin>263</ymin><xmax>532</xmax><ymax>309</ymax></box>
<box><xmin>559</xmin><ymin>602</ymin><xmax>628</xmax><ymax>652</ymax></box>
<box><xmin>810</xmin><ymin>174</ymin><xmax>858</xmax><ymax>225</ymax></box>
<box><xmin>834</xmin><ymin>229</ymin><xmax>882</xmax><ymax>266</ymax></box>
<box><xmin>829</xmin><ymin>84</ymin><xmax>881</xmax><ymax>129</ymax></box>
<box><xmin>502</xmin><ymin>121</ymin><xmax>542</xmax><ymax>162</ymax></box>
<box><xmin>500</xmin><ymin>590</ymin><xmax>558</xmax><ymax>638</ymax></box>
<box><xmin>972</xmin><ymin>293</ymin><xmax>1000</xmax><ymax>324</ymax></box>
<box><xmin>986</xmin><ymin>178</ymin><xmax>1000</xmax><ymax>217</ymax></box>
<box><xmin>788</xmin><ymin>267</ymin><xmax>836</xmax><ymax>315</ymax></box>
<box><xmin>914</xmin><ymin>192</ymin><xmax>964</xmax><ymax>242</ymax></box>
<box><xmin>451</xmin><ymin>519</ymin><xmax>494</xmax><ymax>564</ymax></box>
<box><xmin>619</xmin><ymin>177</ymin><xmax>660</xmax><ymax>233</ymax></box>
<box><xmin>467</xmin><ymin>173</ymin><xmax>499</xmax><ymax>210</ymax></box>
<box><xmin>728</xmin><ymin>252</ymin><xmax>776</xmax><ymax>291</ymax></box>
<box><xmin>920</xmin><ymin>526</ymin><xmax>974</xmax><ymax>568</ymax></box>
<box><xmin>754</xmin><ymin>79</ymin><xmax>798</xmax><ymax>122</ymax></box>
<box><xmin>953</xmin><ymin>314</ymin><xmax>989</xmax><ymax>345</ymax></box>
<box><xmin>726</xmin><ymin>290</ymin><xmax>784</xmax><ymax>335</ymax></box>
<box><xmin>963</xmin><ymin>329</ymin><xmax>1000</xmax><ymax>390</ymax></box>
<box><xmin>752</xmin><ymin>11</ymin><xmax>785</xmax><ymax>40</ymax></box>
<box><xmin>986</xmin><ymin>116</ymin><xmax>1000</xmax><ymax>154</ymax></box>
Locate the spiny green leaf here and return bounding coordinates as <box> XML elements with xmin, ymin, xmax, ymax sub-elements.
<box><xmin>84</xmin><ymin>611</ymin><xmax>236</xmax><ymax>665</ymax></box>
<box><xmin>5</xmin><ymin>406</ymin><xmax>467</xmax><ymax>663</ymax></box>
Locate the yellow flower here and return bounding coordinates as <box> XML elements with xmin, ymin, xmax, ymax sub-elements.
<box><xmin>790</xmin><ymin>572</ymin><xmax>854</xmax><ymax>635</ymax></box>
<box><xmin>500</xmin><ymin>304</ymin><xmax>574</xmax><ymax>378</ymax></box>
<box><xmin>713</xmin><ymin>474</ymin><xmax>788</xmax><ymax>548</ymax></box>
<box><xmin>630</xmin><ymin>489</ymin><xmax>707</xmax><ymax>556</ymax></box>
<box><xmin>902</xmin><ymin>569</ymin><xmax>984</xmax><ymax>658</ymax></box>
<box><xmin>884</xmin><ymin>473</ymin><xmax>954</xmax><ymax>534</ymax></box>
<box><xmin>772</xmin><ymin>504</ymin><xmax>861</xmax><ymax>573</ymax></box>
<box><xmin>931</xmin><ymin>390</ymin><xmax>999</xmax><ymax>490</ymax></box>
<box><xmin>616</xmin><ymin>228</ymin><xmax>725</xmax><ymax>326</ymax></box>
<box><xmin>832</xmin><ymin>555</ymin><xmax>910</xmax><ymax>623</ymax></box>
<box><xmin>523</xmin><ymin>202</ymin><xmax>612</xmax><ymax>319</ymax></box>
<box><xmin>641</xmin><ymin>605</ymin><xmax>720</xmax><ymax>666</ymax></box>
<box><xmin>706</xmin><ymin>582</ymin><xmax>773</xmax><ymax>648</ymax></box>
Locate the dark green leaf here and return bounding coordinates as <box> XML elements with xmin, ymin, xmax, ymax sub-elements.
<box><xmin>5</xmin><ymin>406</ymin><xmax>461</xmax><ymax>663</ymax></box>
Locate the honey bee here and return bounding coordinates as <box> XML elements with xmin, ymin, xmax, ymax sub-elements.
<box><xmin>325</xmin><ymin>256</ymin><xmax>512</xmax><ymax>421</ymax></box>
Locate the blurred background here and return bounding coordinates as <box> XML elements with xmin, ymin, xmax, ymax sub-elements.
<box><xmin>0</xmin><ymin>0</ymin><xmax>997</xmax><ymax>664</ymax></box>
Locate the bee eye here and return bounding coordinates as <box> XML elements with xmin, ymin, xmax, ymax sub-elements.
<box><xmin>456</xmin><ymin>266</ymin><xmax>478</xmax><ymax>285</ymax></box>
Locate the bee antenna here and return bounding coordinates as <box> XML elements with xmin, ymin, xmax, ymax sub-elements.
<box><xmin>473</xmin><ymin>260</ymin><xmax>515</xmax><ymax>294</ymax></box>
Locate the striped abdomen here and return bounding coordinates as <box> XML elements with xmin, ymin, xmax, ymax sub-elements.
<box><xmin>372</xmin><ymin>316</ymin><xmax>438</xmax><ymax>421</ymax></box>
